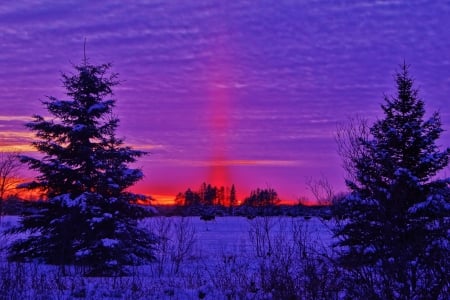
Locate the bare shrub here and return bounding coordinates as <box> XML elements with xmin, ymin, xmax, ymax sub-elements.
<box><xmin>0</xmin><ymin>216</ymin><xmax>344</xmax><ymax>299</ymax></box>
<box><xmin>247</xmin><ymin>217</ymin><xmax>341</xmax><ymax>299</ymax></box>
<box><xmin>207</xmin><ymin>252</ymin><xmax>254</xmax><ymax>299</ymax></box>
<box><xmin>0</xmin><ymin>152</ymin><xmax>22</xmax><ymax>219</ymax></box>
<box><xmin>147</xmin><ymin>216</ymin><xmax>172</xmax><ymax>277</ymax></box>
<box><xmin>258</xmin><ymin>218</ymin><xmax>297</xmax><ymax>299</ymax></box>
<box><xmin>335</xmin><ymin>115</ymin><xmax>370</xmax><ymax>183</ymax></box>
<box><xmin>146</xmin><ymin>216</ymin><xmax>197</xmax><ymax>276</ymax></box>
<box><xmin>305</xmin><ymin>175</ymin><xmax>335</xmax><ymax>206</ymax></box>
<box><xmin>170</xmin><ymin>217</ymin><xmax>197</xmax><ymax>274</ymax></box>
<box><xmin>248</xmin><ymin>216</ymin><xmax>276</xmax><ymax>258</ymax></box>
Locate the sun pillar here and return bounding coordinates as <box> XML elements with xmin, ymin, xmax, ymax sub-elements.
<box><xmin>206</xmin><ymin>47</ymin><xmax>233</xmax><ymax>188</ymax></box>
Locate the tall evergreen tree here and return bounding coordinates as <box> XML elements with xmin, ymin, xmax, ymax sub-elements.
<box><xmin>334</xmin><ymin>64</ymin><xmax>450</xmax><ymax>299</ymax></box>
<box><xmin>9</xmin><ymin>60</ymin><xmax>155</xmax><ymax>276</ymax></box>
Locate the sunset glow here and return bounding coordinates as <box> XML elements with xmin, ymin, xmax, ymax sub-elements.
<box><xmin>1</xmin><ymin>1</ymin><xmax>450</xmax><ymax>204</ymax></box>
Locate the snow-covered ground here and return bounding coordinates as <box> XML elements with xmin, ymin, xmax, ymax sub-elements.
<box><xmin>0</xmin><ymin>216</ymin><xmax>335</xmax><ymax>299</ymax></box>
<box><xmin>155</xmin><ymin>216</ymin><xmax>333</xmax><ymax>256</ymax></box>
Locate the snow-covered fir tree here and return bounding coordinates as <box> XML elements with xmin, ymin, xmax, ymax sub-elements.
<box><xmin>334</xmin><ymin>64</ymin><xmax>450</xmax><ymax>299</ymax></box>
<box><xmin>8</xmin><ymin>60</ymin><xmax>155</xmax><ymax>276</ymax></box>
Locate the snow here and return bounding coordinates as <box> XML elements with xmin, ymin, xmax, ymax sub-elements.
<box><xmin>73</xmin><ymin>124</ymin><xmax>86</xmax><ymax>132</ymax></box>
<box><xmin>52</xmin><ymin>100</ymin><xmax>64</xmax><ymax>108</ymax></box>
<box><xmin>87</xmin><ymin>103</ymin><xmax>106</xmax><ymax>114</ymax></box>
<box><xmin>3</xmin><ymin>214</ymin><xmax>446</xmax><ymax>298</ymax></box>
<box><xmin>106</xmin><ymin>259</ymin><xmax>118</xmax><ymax>266</ymax></box>
<box><xmin>50</xmin><ymin>100</ymin><xmax>72</xmax><ymax>109</ymax></box>
<box><xmin>0</xmin><ymin>216</ymin><xmax>335</xmax><ymax>299</ymax></box>
<box><xmin>54</xmin><ymin>193</ymin><xmax>76</xmax><ymax>207</ymax></box>
<box><xmin>101</xmin><ymin>238</ymin><xmax>119</xmax><ymax>247</ymax></box>
<box><xmin>90</xmin><ymin>217</ymin><xmax>104</xmax><ymax>223</ymax></box>
<box><xmin>87</xmin><ymin>100</ymin><xmax>114</xmax><ymax>114</ymax></box>
<box><xmin>363</xmin><ymin>245</ymin><xmax>376</xmax><ymax>254</ymax></box>
<box><xmin>394</xmin><ymin>167</ymin><xmax>419</xmax><ymax>183</ymax></box>
<box><xmin>123</xmin><ymin>169</ymin><xmax>143</xmax><ymax>178</ymax></box>
<box><xmin>108</xmin><ymin>183</ymin><xmax>120</xmax><ymax>189</ymax></box>
<box><xmin>75</xmin><ymin>249</ymin><xmax>92</xmax><ymax>257</ymax></box>
<box><xmin>54</xmin><ymin>193</ymin><xmax>89</xmax><ymax>211</ymax></box>
<box><xmin>408</xmin><ymin>193</ymin><xmax>450</xmax><ymax>214</ymax></box>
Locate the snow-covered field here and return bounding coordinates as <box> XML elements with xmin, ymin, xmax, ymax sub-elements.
<box><xmin>0</xmin><ymin>216</ymin><xmax>335</xmax><ymax>299</ymax></box>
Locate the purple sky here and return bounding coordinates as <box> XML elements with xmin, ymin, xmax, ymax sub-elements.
<box><xmin>1</xmin><ymin>1</ymin><xmax>450</xmax><ymax>204</ymax></box>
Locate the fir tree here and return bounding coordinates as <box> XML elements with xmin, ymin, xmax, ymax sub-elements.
<box><xmin>9</xmin><ymin>59</ymin><xmax>155</xmax><ymax>276</ymax></box>
<box><xmin>229</xmin><ymin>184</ymin><xmax>237</xmax><ymax>207</ymax></box>
<box><xmin>334</xmin><ymin>64</ymin><xmax>450</xmax><ymax>298</ymax></box>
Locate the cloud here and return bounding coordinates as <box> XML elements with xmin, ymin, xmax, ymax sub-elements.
<box><xmin>212</xmin><ymin>159</ymin><xmax>303</xmax><ymax>167</ymax></box>
<box><xmin>0</xmin><ymin>115</ymin><xmax>32</xmax><ymax>122</ymax></box>
<box><xmin>150</xmin><ymin>158</ymin><xmax>303</xmax><ymax>167</ymax></box>
<box><xmin>0</xmin><ymin>129</ymin><xmax>35</xmax><ymax>152</ymax></box>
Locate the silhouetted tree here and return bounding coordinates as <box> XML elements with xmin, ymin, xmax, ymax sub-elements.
<box><xmin>195</xmin><ymin>182</ymin><xmax>214</xmax><ymax>206</ymax></box>
<box><xmin>334</xmin><ymin>64</ymin><xmax>450</xmax><ymax>299</ymax></box>
<box><xmin>336</xmin><ymin>116</ymin><xmax>371</xmax><ymax>183</ymax></box>
<box><xmin>229</xmin><ymin>184</ymin><xmax>237</xmax><ymax>207</ymax></box>
<box><xmin>180</xmin><ymin>183</ymin><xmax>237</xmax><ymax>210</ymax></box>
<box><xmin>305</xmin><ymin>176</ymin><xmax>334</xmax><ymax>206</ymax></box>
<box><xmin>243</xmin><ymin>188</ymin><xmax>280</xmax><ymax>207</ymax></box>
<box><xmin>217</xmin><ymin>186</ymin><xmax>225</xmax><ymax>206</ymax></box>
<box><xmin>0</xmin><ymin>152</ymin><xmax>22</xmax><ymax>217</ymax></box>
<box><xmin>184</xmin><ymin>188</ymin><xmax>201</xmax><ymax>206</ymax></box>
<box><xmin>8</xmin><ymin>59</ymin><xmax>155</xmax><ymax>276</ymax></box>
<box><xmin>174</xmin><ymin>192</ymin><xmax>185</xmax><ymax>206</ymax></box>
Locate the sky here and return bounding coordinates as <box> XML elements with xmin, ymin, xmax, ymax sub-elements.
<box><xmin>1</xmin><ymin>1</ymin><xmax>450</xmax><ymax>204</ymax></box>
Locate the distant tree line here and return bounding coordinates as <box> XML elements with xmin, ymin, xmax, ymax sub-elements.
<box><xmin>175</xmin><ymin>183</ymin><xmax>282</xmax><ymax>208</ymax></box>
<box><xmin>171</xmin><ymin>184</ymin><xmax>300</xmax><ymax>218</ymax></box>
<box><xmin>242</xmin><ymin>187</ymin><xmax>280</xmax><ymax>207</ymax></box>
<box><xmin>175</xmin><ymin>182</ymin><xmax>237</xmax><ymax>207</ymax></box>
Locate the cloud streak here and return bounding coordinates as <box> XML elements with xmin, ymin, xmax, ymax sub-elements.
<box><xmin>149</xmin><ymin>159</ymin><xmax>303</xmax><ymax>168</ymax></box>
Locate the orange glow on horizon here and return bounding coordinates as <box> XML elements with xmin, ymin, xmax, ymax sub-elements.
<box><xmin>7</xmin><ymin>176</ymin><xmax>305</xmax><ymax>206</ymax></box>
<box><xmin>0</xmin><ymin>131</ymin><xmax>36</xmax><ymax>153</ymax></box>
<box><xmin>147</xmin><ymin>194</ymin><xmax>176</xmax><ymax>205</ymax></box>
